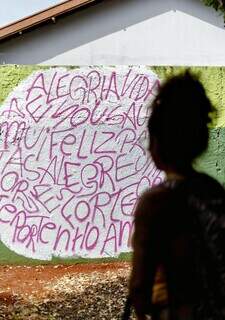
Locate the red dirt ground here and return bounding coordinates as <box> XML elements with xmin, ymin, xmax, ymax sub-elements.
<box><xmin>0</xmin><ymin>262</ymin><xmax>130</xmax><ymax>303</ymax></box>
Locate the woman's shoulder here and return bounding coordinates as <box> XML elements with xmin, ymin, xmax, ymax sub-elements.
<box><xmin>135</xmin><ymin>172</ymin><xmax>225</xmax><ymax>217</ymax></box>
<box><xmin>135</xmin><ymin>182</ymin><xmax>174</xmax><ymax>218</ymax></box>
<box><xmin>139</xmin><ymin>182</ymin><xmax>173</xmax><ymax>202</ymax></box>
<box><xmin>186</xmin><ymin>172</ymin><xmax>225</xmax><ymax>199</ymax></box>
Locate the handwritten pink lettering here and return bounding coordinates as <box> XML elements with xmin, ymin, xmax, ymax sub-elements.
<box><xmin>0</xmin><ymin>67</ymin><xmax>163</xmax><ymax>260</ymax></box>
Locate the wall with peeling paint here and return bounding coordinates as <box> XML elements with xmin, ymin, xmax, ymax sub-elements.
<box><xmin>0</xmin><ymin>65</ymin><xmax>224</xmax><ymax>264</ymax></box>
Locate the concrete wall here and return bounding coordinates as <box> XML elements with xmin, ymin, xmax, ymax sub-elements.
<box><xmin>0</xmin><ymin>0</ymin><xmax>225</xmax><ymax>65</ymax></box>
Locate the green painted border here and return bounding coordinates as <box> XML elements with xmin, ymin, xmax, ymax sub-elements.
<box><xmin>0</xmin><ymin>65</ymin><xmax>80</xmax><ymax>106</ymax></box>
<box><xmin>151</xmin><ymin>66</ymin><xmax>225</xmax><ymax>128</ymax></box>
<box><xmin>0</xmin><ymin>65</ymin><xmax>48</xmax><ymax>106</ymax></box>
<box><xmin>0</xmin><ymin>65</ymin><xmax>224</xmax><ymax>264</ymax></box>
<box><xmin>0</xmin><ymin>243</ymin><xmax>131</xmax><ymax>265</ymax></box>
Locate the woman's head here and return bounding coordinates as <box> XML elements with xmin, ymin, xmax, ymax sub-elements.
<box><xmin>148</xmin><ymin>71</ymin><xmax>215</xmax><ymax>174</ymax></box>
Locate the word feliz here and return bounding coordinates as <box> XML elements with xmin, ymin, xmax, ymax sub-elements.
<box><xmin>0</xmin><ymin>126</ymin><xmax>162</xmax><ymax>255</ymax></box>
<box><xmin>1</xmin><ymin>103</ymin><xmax>150</xmax><ymax>150</ymax></box>
<box><xmin>1</xmin><ymin>122</ymin><xmax>149</xmax><ymax>163</ymax></box>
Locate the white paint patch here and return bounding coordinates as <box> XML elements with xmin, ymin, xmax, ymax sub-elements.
<box><xmin>0</xmin><ymin>66</ymin><xmax>163</xmax><ymax>260</ymax></box>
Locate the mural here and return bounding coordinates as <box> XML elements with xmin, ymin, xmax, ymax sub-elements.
<box><xmin>0</xmin><ymin>66</ymin><xmax>163</xmax><ymax>260</ymax></box>
<box><xmin>0</xmin><ymin>65</ymin><xmax>224</xmax><ymax>262</ymax></box>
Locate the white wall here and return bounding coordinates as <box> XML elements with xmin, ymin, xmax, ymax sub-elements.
<box><xmin>0</xmin><ymin>66</ymin><xmax>163</xmax><ymax>260</ymax></box>
<box><xmin>0</xmin><ymin>0</ymin><xmax>225</xmax><ymax>66</ymax></box>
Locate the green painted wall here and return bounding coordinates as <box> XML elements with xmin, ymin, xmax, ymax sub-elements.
<box><xmin>151</xmin><ymin>66</ymin><xmax>225</xmax><ymax>186</ymax></box>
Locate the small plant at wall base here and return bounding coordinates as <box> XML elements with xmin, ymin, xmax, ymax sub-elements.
<box><xmin>202</xmin><ymin>0</ymin><xmax>225</xmax><ymax>22</ymax></box>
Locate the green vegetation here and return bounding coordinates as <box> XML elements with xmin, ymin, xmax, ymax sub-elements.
<box><xmin>202</xmin><ymin>0</ymin><xmax>225</xmax><ymax>22</ymax></box>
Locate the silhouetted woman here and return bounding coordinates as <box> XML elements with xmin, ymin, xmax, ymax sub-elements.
<box><xmin>128</xmin><ymin>71</ymin><xmax>225</xmax><ymax>320</ymax></box>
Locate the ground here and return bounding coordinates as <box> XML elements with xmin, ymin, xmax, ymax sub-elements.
<box><xmin>0</xmin><ymin>262</ymin><xmax>166</xmax><ymax>319</ymax></box>
<box><xmin>0</xmin><ymin>262</ymin><xmax>134</xmax><ymax>320</ymax></box>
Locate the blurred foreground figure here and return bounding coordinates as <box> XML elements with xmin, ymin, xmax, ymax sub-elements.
<box><xmin>129</xmin><ymin>72</ymin><xmax>225</xmax><ymax>320</ymax></box>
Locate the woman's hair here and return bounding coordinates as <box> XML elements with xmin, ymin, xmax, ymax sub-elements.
<box><xmin>148</xmin><ymin>70</ymin><xmax>215</xmax><ymax>172</ymax></box>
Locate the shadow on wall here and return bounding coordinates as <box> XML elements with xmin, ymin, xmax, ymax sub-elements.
<box><xmin>0</xmin><ymin>0</ymin><xmax>224</xmax><ymax>64</ymax></box>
